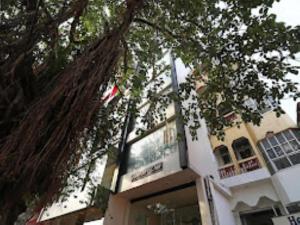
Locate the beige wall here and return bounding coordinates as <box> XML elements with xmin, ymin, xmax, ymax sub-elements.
<box><xmin>104</xmin><ymin>195</ymin><xmax>130</xmax><ymax>225</ymax></box>
<box><xmin>246</xmin><ymin>111</ymin><xmax>295</xmax><ymax>141</ymax></box>
<box><xmin>210</xmin><ymin>121</ymin><xmax>265</xmax><ymax>174</ymax></box>
<box><xmin>211</xmin><ymin>111</ymin><xmax>295</xmax><ymax>150</ymax></box>
<box><xmin>210</xmin><ymin>111</ymin><xmax>296</xmax><ymax>176</ymax></box>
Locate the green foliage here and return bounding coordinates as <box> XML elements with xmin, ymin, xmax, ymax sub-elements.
<box><xmin>93</xmin><ymin>185</ymin><xmax>110</xmax><ymax>213</ymax></box>
<box><xmin>3</xmin><ymin>1</ymin><xmax>298</xmax><ymax>137</ymax></box>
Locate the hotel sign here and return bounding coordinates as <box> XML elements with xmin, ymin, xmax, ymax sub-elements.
<box><xmin>272</xmin><ymin>213</ymin><xmax>300</xmax><ymax>225</ymax></box>
<box><xmin>131</xmin><ymin>162</ymin><xmax>163</xmax><ymax>182</ymax></box>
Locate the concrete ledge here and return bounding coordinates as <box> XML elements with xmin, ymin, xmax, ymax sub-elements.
<box><xmin>220</xmin><ymin>168</ymin><xmax>271</xmax><ymax>188</ymax></box>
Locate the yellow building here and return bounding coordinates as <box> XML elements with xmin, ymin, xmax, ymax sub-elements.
<box><xmin>210</xmin><ymin>107</ymin><xmax>297</xmax><ymax>180</ymax></box>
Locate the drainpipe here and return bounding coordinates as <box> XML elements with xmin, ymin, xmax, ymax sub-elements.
<box><xmin>297</xmin><ymin>102</ymin><xmax>300</xmax><ymax>127</ymax></box>
<box><xmin>204</xmin><ymin>176</ymin><xmax>220</xmax><ymax>225</ymax></box>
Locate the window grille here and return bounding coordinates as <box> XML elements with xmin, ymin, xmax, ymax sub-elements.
<box><xmin>259</xmin><ymin>129</ymin><xmax>300</xmax><ymax>173</ymax></box>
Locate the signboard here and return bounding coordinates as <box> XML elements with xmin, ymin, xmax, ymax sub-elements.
<box><xmin>272</xmin><ymin>212</ymin><xmax>300</xmax><ymax>225</ymax></box>
<box><xmin>131</xmin><ymin>162</ymin><xmax>163</xmax><ymax>182</ymax></box>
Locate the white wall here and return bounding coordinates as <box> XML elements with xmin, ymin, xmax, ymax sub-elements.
<box><xmin>220</xmin><ymin>168</ymin><xmax>271</xmax><ymax>188</ymax></box>
<box><xmin>230</xmin><ymin>180</ymin><xmax>279</xmax><ymax>211</ymax></box>
<box><xmin>39</xmin><ymin>189</ymin><xmax>91</xmax><ymax>221</ymax></box>
<box><xmin>185</xmin><ymin>121</ymin><xmax>220</xmax><ymax>179</ymax></box>
<box><xmin>271</xmin><ymin>164</ymin><xmax>300</xmax><ymax>205</ymax></box>
<box><xmin>39</xmin><ymin>157</ymin><xmax>107</xmax><ymax>221</ymax></box>
<box><xmin>213</xmin><ymin>188</ymin><xmax>236</xmax><ymax>225</ymax></box>
<box><xmin>174</xmin><ymin>58</ymin><xmax>220</xmax><ymax>179</ymax></box>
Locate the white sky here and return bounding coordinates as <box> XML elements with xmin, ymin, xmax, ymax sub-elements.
<box><xmin>271</xmin><ymin>0</ymin><xmax>300</xmax><ymax>122</ymax></box>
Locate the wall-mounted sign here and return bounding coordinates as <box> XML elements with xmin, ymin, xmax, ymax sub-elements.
<box><xmin>272</xmin><ymin>212</ymin><xmax>300</xmax><ymax>225</ymax></box>
<box><xmin>131</xmin><ymin>162</ymin><xmax>163</xmax><ymax>182</ymax></box>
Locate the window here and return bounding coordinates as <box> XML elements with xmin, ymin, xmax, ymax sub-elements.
<box><xmin>217</xmin><ymin>102</ymin><xmax>233</xmax><ymax>116</ymax></box>
<box><xmin>259</xmin><ymin>97</ymin><xmax>275</xmax><ymax>114</ymax></box>
<box><xmin>214</xmin><ymin>145</ymin><xmax>232</xmax><ymax>166</ymax></box>
<box><xmin>244</xmin><ymin>98</ymin><xmax>257</xmax><ymax>111</ymax></box>
<box><xmin>243</xmin><ymin>96</ymin><xmax>277</xmax><ymax>114</ymax></box>
<box><xmin>232</xmin><ymin>137</ymin><xmax>254</xmax><ymax>160</ymax></box>
<box><xmin>127</xmin><ymin>120</ymin><xmax>178</xmax><ymax>172</ymax></box>
<box><xmin>129</xmin><ymin>186</ymin><xmax>201</xmax><ymax>225</ymax></box>
<box><xmin>259</xmin><ymin>129</ymin><xmax>300</xmax><ymax>173</ymax></box>
<box><xmin>240</xmin><ymin>208</ymin><xmax>278</xmax><ymax>225</ymax></box>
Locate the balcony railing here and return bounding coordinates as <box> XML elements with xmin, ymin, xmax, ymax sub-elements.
<box><xmin>219</xmin><ymin>164</ymin><xmax>236</xmax><ymax>179</ymax></box>
<box><xmin>219</xmin><ymin>156</ymin><xmax>261</xmax><ymax>179</ymax></box>
<box><xmin>239</xmin><ymin>156</ymin><xmax>261</xmax><ymax>174</ymax></box>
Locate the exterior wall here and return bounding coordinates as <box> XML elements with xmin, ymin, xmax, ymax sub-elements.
<box><xmin>174</xmin><ymin>58</ymin><xmax>220</xmax><ymax>179</ymax></box>
<box><xmin>229</xmin><ymin>179</ymin><xmax>282</xmax><ymax>225</ymax></box>
<box><xmin>185</xmin><ymin>120</ymin><xmax>220</xmax><ymax>179</ymax></box>
<box><xmin>213</xmin><ymin>188</ymin><xmax>236</xmax><ymax>225</ymax></box>
<box><xmin>210</xmin><ymin>120</ymin><xmax>266</xmax><ymax>176</ymax></box>
<box><xmin>246</xmin><ymin>111</ymin><xmax>295</xmax><ymax>141</ymax></box>
<box><xmin>39</xmin><ymin>157</ymin><xmax>108</xmax><ymax>222</ymax></box>
<box><xmin>210</xmin><ymin>110</ymin><xmax>297</xmax><ymax>181</ymax></box>
<box><xmin>173</xmin><ymin>57</ymin><xmax>288</xmax><ymax>225</ymax></box>
<box><xmin>271</xmin><ymin>164</ymin><xmax>300</xmax><ymax>205</ymax></box>
<box><xmin>208</xmin><ymin>107</ymin><xmax>299</xmax><ymax>221</ymax></box>
<box><xmin>39</xmin><ymin>190</ymin><xmax>92</xmax><ymax>221</ymax></box>
<box><xmin>230</xmin><ymin>180</ymin><xmax>279</xmax><ymax>211</ymax></box>
<box><xmin>103</xmin><ymin>195</ymin><xmax>130</xmax><ymax>225</ymax></box>
<box><xmin>220</xmin><ymin>167</ymin><xmax>271</xmax><ymax>188</ymax></box>
<box><xmin>195</xmin><ymin>178</ymin><xmax>213</xmax><ymax>225</ymax></box>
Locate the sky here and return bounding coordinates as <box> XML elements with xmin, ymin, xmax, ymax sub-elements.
<box><xmin>270</xmin><ymin>0</ymin><xmax>300</xmax><ymax>122</ymax></box>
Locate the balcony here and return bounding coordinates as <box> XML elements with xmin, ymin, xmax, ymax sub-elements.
<box><xmin>239</xmin><ymin>156</ymin><xmax>261</xmax><ymax>173</ymax></box>
<box><xmin>218</xmin><ymin>156</ymin><xmax>261</xmax><ymax>179</ymax></box>
<box><xmin>218</xmin><ymin>164</ymin><xmax>236</xmax><ymax>179</ymax></box>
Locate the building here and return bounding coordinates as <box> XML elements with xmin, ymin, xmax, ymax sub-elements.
<box><xmin>38</xmin><ymin>57</ymin><xmax>300</xmax><ymax>225</ymax></box>
<box><xmin>210</xmin><ymin>99</ymin><xmax>300</xmax><ymax>225</ymax></box>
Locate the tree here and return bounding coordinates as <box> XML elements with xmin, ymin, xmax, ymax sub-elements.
<box><xmin>0</xmin><ymin>0</ymin><xmax>299</xmax><ymax>224</ymax></box>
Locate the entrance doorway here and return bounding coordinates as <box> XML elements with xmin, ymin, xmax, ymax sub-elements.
<box><xmin>129</xmin><ymin>185</ymin><xmax>201</xmax><ymax>225</ymax></box>
<box><xmin>240</xmin><ymin>209</ymin><xmax>275</xmax><ymax>225</ymax></box>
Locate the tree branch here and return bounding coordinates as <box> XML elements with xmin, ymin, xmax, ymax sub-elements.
<box><xmin>133</xmin><ymin>17</ymin><xmax>179</xmax><ymax>39</ymax></box>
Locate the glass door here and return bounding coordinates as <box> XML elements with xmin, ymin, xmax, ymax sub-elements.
<box><xmin>129</xmin><ymin>186</ymin><xmax>202</xmax><ymax>225</ymax></box>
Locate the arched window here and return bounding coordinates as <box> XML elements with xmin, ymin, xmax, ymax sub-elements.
<box><xmin>232</xmin><ymin>137</ymin><xmax>254</xmax><ymax>160</ymax></box>
<box><xmin>217</xmin><ymin>102</ymin><xmax>233</xmax><ymax>116</ymax></box>
<box><xmin>214</xmin><ymin>145</ymin><xmax>232</xmax><ymax>166</ymax></box>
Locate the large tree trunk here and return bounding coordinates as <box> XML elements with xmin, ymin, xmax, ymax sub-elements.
<box><xmin>0</xmin><ymin>0</ymin><xmax>143</xmax><ymax>223</ymax></box>
<box><xmin>0</xmin><ymin>201</ymin><xmax>26</xmax><ymax>225</ymax></box>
